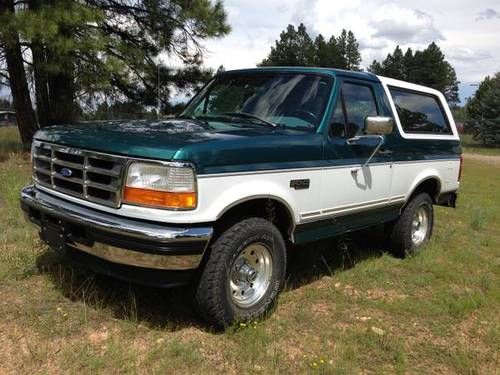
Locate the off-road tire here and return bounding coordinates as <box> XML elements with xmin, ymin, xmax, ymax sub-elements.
<box><xmin>387</xmin><ymin>192</ymin><xmax>434</xmax><ymax>257</ymax></box>
<box><xmin>193</xmin><ymin>217</ymin><xmax>286</xmax><ymax>330</ymax></box>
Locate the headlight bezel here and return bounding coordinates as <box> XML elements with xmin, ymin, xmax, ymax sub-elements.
<box><xmin>122</xmin><ymin>160</ymin><xmax>198</xmax><ymax>211</ymax></box>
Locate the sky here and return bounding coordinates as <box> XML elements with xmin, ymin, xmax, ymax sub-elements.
<box><xmin>2</xmin><ymin>0</ymin><xmax>499</xmax><ymax>104</ymax></box>
<box><xmin>189</xmin><ymin>0</ymin><xmax>500</xmax><ymax>103</ymax></box>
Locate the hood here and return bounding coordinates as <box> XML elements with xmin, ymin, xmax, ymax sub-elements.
<box><xmin>34</xmin><ymin>119</ymin><xmax>323</xmax><ymax>174</ymax></box>
<box><xmin>34</xmin><ymin>119</ymin><xmax>262</xmax><ymax>160</ymax></box>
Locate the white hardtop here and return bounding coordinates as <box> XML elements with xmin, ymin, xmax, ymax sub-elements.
<box><xmin>376</xmin><ymin>75</ymin><xmax>460</xmax><ymax>141</ymax></box>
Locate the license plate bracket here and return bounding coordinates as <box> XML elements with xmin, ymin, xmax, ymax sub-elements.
<box><xmin>41</xmin><ymin>220</ymin><xmax>66</xmax><ymax>252</ymax></box>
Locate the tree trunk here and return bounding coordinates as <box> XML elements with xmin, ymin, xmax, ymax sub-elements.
<box><xmin>45</xmin><ymin>31</ymin><xmax>75</xmax><ymax>125</ymax></box>
<box><xmin>0</xmin><ymin>0</ymin><xmax>38</xmax><ymax>150</ymax></box>
<box><xmin>28</xmin><ymin>0</ymin><xmax>51</xmax><ymax>127</ymax></box>
<box><xmin>32</xmin><ymin>41</ymin><xmax>51</xmax><ymax>127</ymax></box>
<box><xmin>48</xmin><ymin>70</ymin><xmax>75</xmax><ymax>124</ymax></box>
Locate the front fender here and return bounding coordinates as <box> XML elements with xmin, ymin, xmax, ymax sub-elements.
<box><xmin>196</xmin><ymin>175</ymin><xmax>299</xmax><ymax>223</ymax></box>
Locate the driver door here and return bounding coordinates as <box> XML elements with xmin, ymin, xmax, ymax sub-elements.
<box><xmin>321</xmin><ymin>80</ymin><xmax>393</xmax><ymax>221</ymax></box>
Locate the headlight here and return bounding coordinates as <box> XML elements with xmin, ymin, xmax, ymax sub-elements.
<box><xmin>123</xmin><ymin>162</ymin><xmax>197</xmax><ymax>209</ymax></box>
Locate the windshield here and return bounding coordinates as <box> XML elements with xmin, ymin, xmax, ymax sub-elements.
<box><xmin>181</xmin><ymin>72</ymin><xmax>334</xmax><ymax>130</ymax></box>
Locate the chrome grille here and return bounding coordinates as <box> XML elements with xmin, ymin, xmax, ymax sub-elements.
<box><xmin>32</xmin><ymin>141</ymin><xmax>124</xmax><ymax>207</ymax></box>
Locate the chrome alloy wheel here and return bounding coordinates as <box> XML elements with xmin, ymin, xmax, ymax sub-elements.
<box><xmin>411</xmin><ymin>206</ymin><xmax>430</xmax><ymax>246</ymax></box>
<box><xmin>229</xmin><ymin>242</ymin><xmax>273</xmax><ymax>308</ymax></box>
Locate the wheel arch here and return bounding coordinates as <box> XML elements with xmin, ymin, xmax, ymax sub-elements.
<box><xmin>214</xmin><ymin>195</ymin><xmax>296</xmax><ymax>243</ymax></box>
<box><xmin>406</xmin><ymin>176</ymin><xmax>442</xmax><ymax>204</ymax></box>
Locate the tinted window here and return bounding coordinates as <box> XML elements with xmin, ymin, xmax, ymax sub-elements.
<box><xmin>342</xmin><ymin>83</ymin><xmax>378</xmax><ymax>137</ymax></box>
<box><xmin>183</xmin><ymin>73</ymin><xmax>333</xmax><ymax>130</ymax></box>
<box><xmin>329</xmin><ymin>99</ymin><xmax>346</xmax><ymax>137</ymax></box>
<box><xmin>389</xmin><ymin>88</ymin><xmax>451</xmax><ymax>134</ymax></box>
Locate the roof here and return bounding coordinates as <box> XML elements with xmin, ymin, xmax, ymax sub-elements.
<box><xmin>377</xmin><ymin>76</ymin><xmax>446</xmax><ymax>100</ymax></box>
<box><xmin>221</xmin><ymin>68</ymin><xmax>444</xmax><ymax>96</ymax></box>
<box><xmin>221</xmin><ymin>67</ymin><xmax>380</xmax><ymax>82</ymax></box>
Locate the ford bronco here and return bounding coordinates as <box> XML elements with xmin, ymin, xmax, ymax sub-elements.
<box><xmin>20</xmin><ymin>67</ymin><xmax>462</xmax><ymax>328</ymax></box>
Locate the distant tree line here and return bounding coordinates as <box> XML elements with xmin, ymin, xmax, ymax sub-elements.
<box><xmin>0</xmin><ymin>0</ymin><xmax>229</xmax><ymax>149</ymax></box>
<box><xmin>260</xmin><ymin>24</ymin><xmax>460</xmax><ymax>108</ymax></box>
<box><xmin>465</xmin><ymin>72</ymin><xmax>500</xmax><ymax>146</ymax></box>
<box><xmin>260</xmin><ymin>23</ymin><xmax>361</xmax><ymax>71</ymax></box>
<box><xmin>369</xmin><ymin>43</ymin><xmax>460</xmax><ymax>107</ymax></box>
<box><xmin>0</xmin><ymin>97</ymin><xmax>13</xmax><ymax>110</ymax></box>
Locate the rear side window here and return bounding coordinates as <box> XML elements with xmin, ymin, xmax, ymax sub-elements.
<box><xmin>389</xmin><ymin>87</ymin><xmax>451</xmax><ymax>134</ymax></box>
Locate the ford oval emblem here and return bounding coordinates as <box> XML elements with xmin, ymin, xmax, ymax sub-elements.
<box><xmin>61</xmin><ymin>167</ymin><xmax>73</xmax><ymax>177</ymax></box>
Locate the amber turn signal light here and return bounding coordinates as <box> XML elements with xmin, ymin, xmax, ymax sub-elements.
<box><xmin>123</xmin><ymin>187</ymin><xmax>197</xmax><ymax>209</ymax></box>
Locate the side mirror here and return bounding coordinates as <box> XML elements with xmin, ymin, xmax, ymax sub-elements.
<box><xmin>364</xmin><ymin>116</ymin><xmax>394</xmax><ymax>135</ymax></box>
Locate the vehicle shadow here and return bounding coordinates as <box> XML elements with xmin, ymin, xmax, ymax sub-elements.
<box><xmin>286</xmin><ymin>225</ymin><xmax>388</xmax><ymax>290</ymax></box>
<box><xmin>35</xmin><ymin>225</ymin><xmax>389</xmax><ymax>332</ymax></box>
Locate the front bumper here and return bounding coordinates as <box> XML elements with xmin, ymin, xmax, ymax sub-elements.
<box><xmin>20</xmin><ymin>185</ymin><xmax>213</xmax><ymax>285</ymax></box>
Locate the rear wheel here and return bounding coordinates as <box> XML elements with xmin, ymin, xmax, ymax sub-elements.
<box><xmin>193</xmin><ymin>217</ymin><xmax>286</xmax><ymax>329</ymax></box>
<box><xmin>387</xmin><ymin>193</ymin><xmax>434</xmax><ymax>257</ymax></box>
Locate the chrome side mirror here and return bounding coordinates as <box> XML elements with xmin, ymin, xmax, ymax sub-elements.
<box><xmin>347</xmin><ymin>116</ymin><xmax>394</xmax><ymax>174</ymax></box>
<box><xmin>364</xmin><ymin>116</ymin><xmax>394</xmax><ymax>135</ymax></box>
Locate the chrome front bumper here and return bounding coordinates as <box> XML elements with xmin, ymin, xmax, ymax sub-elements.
<box><xmin>20</xmin><ymin>185</ymin><xmax>213</xmax><ymax>271</ymax></box>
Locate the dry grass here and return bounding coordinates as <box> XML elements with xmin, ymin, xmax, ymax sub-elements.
<box><xmin>0</xmin><ymin>128</ymin><xmax>499</xmax><ymax>374</ymax></box>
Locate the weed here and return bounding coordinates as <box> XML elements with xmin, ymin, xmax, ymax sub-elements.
<box><xmin>470</xmin><ymin>207</ymin><xmax>487</xmax><ymax>230</ymax></box>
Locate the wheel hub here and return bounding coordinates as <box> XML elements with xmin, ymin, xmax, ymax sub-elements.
<box><xmin>237</xmin><ymin>263</ymin><xmax>258</xmax><ymax>283</ymax></box>
<box><xmin>229</xmin><ymin>242</ymin><xmax>273</xmax><ymax>308</ymax></box>
<box><xmin>411</xmin><ymin>206</ymin><xmax>429</xmax><ymax>246</ymax></box>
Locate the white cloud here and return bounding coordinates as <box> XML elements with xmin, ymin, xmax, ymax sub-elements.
<box><xmin>371</xmin><ymin>6</ymin><xmax>444</xmax><ymax>44</ymax></box>
<box><xmin>476</xmin><ymin>8</ymin><xmax>500</xmax><ymax>21</ymax></box>
<box><xmin>199</xmin><ymin>0</ymin><xmax>500</xmax><ymax>99</ymax></box>
<box><xmin>446</xmin><ymin>47</ymin><xmax>492</xmax><ymax>62</ymax></box>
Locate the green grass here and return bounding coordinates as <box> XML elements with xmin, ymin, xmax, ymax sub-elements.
<box><xmin>461</xmin><ymin>133</ymin><xmax>500</xmax><ymax>156</ymax></box>
<box><xmin>0</xmin><ymin>127</ymin><xmax>499</xmax><ymax>373</ymax></box>
<box><xmin>0</xmin><ymin>126</ymin><xmax>24</xmax><ymax>160</ymax></box>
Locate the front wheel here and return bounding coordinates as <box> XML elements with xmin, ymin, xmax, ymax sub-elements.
<box><xmin>193</xmin><ymin>217</ymin><xmax>287</xmax><ymax>329</ymax></box>
<box><xmin>387</xmin><ymin>192</ymin><xmax>434</xmax><ymax>257</ymax></box>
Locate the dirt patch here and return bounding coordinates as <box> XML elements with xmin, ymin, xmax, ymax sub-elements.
<box><xmin>464</xmin><ymin>153</ymin><xmax>500</xmax><ymax>166</ymax></box>
<box><xmin>366</xmin><ymin>288</ymin><xmax>408</xmax><ymax>302</ymax></box>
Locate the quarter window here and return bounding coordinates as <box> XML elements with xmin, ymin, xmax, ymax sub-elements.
<box><xmin>389</xmin><ymin>88</ymin><xmax>451</xmax><ymax>134</ymax></box>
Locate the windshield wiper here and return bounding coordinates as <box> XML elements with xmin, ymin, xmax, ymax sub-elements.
<box><xmin>221</xmin><ymin>112</ymin><xmax>277</xmax><ymax>128</ymax></box>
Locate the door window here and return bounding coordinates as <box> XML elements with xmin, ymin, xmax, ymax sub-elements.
<box><xmin>329</xmin><ymin>82</ymin><xmax>378</xmax><ymax>138</ymax></box>
<box><xmin>329</xmin><ymin>99</ymin><xmax>346</xmax><ymax>137</ymax></box>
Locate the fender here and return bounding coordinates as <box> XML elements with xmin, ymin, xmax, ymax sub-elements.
<box><xmin>196</xmin><ymin>176</ymin><xmax>299</xmax><ymax>224</ymax></box>
<box><xmin>405</xmin><ymin>170</ymin><xmax>442</xmax><ymax>203</ymax></box>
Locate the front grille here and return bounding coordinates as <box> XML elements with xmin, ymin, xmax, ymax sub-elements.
<box><xmin>32</xmin><ymin>141</ymin><xmax>125</xmax><ymax>207</ymax></box>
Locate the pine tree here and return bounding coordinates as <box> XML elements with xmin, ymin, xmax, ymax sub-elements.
<box><xmin>0</xmin><ymin>0</ymin><xmax>38</xmax><ymax>149</ymax></box>
<box><xmin>370</xmin><ymin>46</ymin><xmax>405</xmax><ymax>79</ymax></box>
<box><xmin>345</xmin><ymin>31</ymin><xmax>361</xmax><ymax>71</ymax></box>
<box><xmin>444</xmin><ymin>62</ymin><xmax>460</xmax><ymax>108</ymax></box>
<box><xmin>403</xmin><ymin>48</ymin><xmax>414</xmax><ymax>81</ymax></box>
<box><xmin>336</xmin><ymin>30</ymin><xmax>348</xmax><ymax>67</ymax></box>
<box><xmin>260</xmin><ymin>23</ymin><xmax>314</xmax><ymax>66</ymax></box>
<box><xmin>0</xmin><ymin>0</ymin><xmax>230</xmax><ymax>145</ymax></box>
<box><xmin>369</xmin><ymin>43</ymin><xmax>460</xmax><ymax>106</ymax></box>
<box><xmin>313</xmin><ymin>34</ymin><xmax>344</xmax><ymax>68</ymax></box>
<box><xmin>368</xmin><ymin>60</ymin><xmax>382</xmax><ymax>74</ymax></box>
<box><xmin>326</xmin><ymin>36</ymin><xmax>346</xmax><ymax>68</ymax></box>
<box><xmin>411</xmin><ymin>43</ymin><xmax>449</xmax><ymax>90</ymax></box>
<box><xmin>261</xmin><ymin>25</ymin><xmax>360</xmax><ymax>70</ymax></box>
<box><xmin>313</xmin><ymin>34</ymin><xmax>328</xmax><ymax>67</ymax></box>
<box><xmin>466</xmin><ymin>73</ymin><xmax>500</xmax><ymax>145</ymax></box>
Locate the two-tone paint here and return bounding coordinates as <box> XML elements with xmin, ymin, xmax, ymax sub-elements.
<box><xmin>32</xmin><ymin>67</ymin><xmax>461</xmax><ymax>246</ymax></box>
